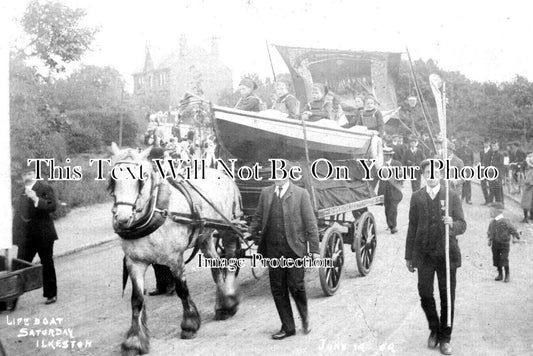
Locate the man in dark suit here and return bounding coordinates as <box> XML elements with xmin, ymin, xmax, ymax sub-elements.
<box><xmin>245</xmin><ymin>175</ymin><xmax>319</xmax><ymax>340</ymax></box>
<box><xmin>456</xmin><ymin>137</ymin><xmax>474</xmax><ymax>204</ymax></box>
<box><xmin>403</xmin><ymin>135</ymin><xmax>426</xmax><ymax>192</ymax></box>
<box><xmin>391</xmin><ymin>134</ymin><xmax>405</xmax><ymax>162</ymax></box>
<box><xmin>405</xmin><ymin>159</ymin><xmax>467</xmax><ymax>355</ymax></box>
<box><xmin>13</xmin><ymin>163</ymin><xmax>58</xmax><ymax>304</ymax></box>
<box><xmin>480</xmin><ymin>138</ymin><xmax>492</xmax><ymax>205</ymax></box>
<box><xmin>489</xmin><ymin>141</ymin><xmax>505</xmax><ymax>204</ymax></box>
<box><xmin>378</xmin><ymin>147</ymin><xmax>403</xmax><ymax>234</ymax></box>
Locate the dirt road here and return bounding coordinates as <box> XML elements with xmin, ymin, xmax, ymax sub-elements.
<box><xmin>1</xmin><ymin>186</ymin><xmax>532</xmax><ymax>356</ymax></box>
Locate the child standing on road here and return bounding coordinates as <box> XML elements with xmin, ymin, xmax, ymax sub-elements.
<box><xmin>487</xmin><ymin>203</ymin><xmax>520</xmax><ymax>282</ymax></box>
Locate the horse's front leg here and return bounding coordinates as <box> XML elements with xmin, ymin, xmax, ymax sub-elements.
<box><xmin>122</xmin><ymin>258</ymin><xmax>149</xmax><ymax>356</ymax></box>
<box><xmin>170</xmin><ymin>254</ymin><xmax>201</xmax><ymax>339</ymax></box>
<box><xmin>202</xmin><ymin>230</ymin><xmax>240</xmax><ymax>320</ymax></box>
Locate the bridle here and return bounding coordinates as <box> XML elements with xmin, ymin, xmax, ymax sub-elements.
<box><xmin>108</xmin><ymin>160</ymin><xmax>153</xmax><ymax>219</ymax></box>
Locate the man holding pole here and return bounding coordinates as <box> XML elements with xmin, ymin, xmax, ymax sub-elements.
<box><xmin>405</xmin><ymin>159</ymin><xmax>466</xmax><ymax>355</ymax></box>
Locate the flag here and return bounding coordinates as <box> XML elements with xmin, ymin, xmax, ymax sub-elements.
<box><xmin>429</xmin><ymin>74</ymin><xmax>446</xmax><ymax>130</ymax></box>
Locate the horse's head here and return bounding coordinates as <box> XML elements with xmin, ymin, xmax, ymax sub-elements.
<box><xmin>109</xmin><ymin>142</ymin><xmax>157</xmax><ymax>230</ymax></box>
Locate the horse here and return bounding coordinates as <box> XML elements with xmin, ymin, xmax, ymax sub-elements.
<box><xmin>108</xmin><ymin>142</ymin><xmax>242</xmax><ymax>355</ymax></box>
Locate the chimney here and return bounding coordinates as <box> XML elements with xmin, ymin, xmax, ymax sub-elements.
<box><xmin>211</xmin><ymin>37</ymin><xmax>219</xmax><ymax>57</ymax></box>
<box><xmin>179</xmin><ymin>34</ymin><xmax>187</xmax><ymax>58</ymax></box>
<box><xmin>144</xmin><ymin>42</ymin><xmax>154</xmax><ymax>72</ymax></box>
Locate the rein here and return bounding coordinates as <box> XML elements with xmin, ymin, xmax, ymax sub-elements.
<box><xmin>109</xmin><ymin>160</ymin><xmax>252</xmax><ymax>262</ymax></box>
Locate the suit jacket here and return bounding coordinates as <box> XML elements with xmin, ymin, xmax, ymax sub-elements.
<box><xmin>391</xmin><ymin>144</ymin><xmax>405</xmax><ymax>162</ymax></box>
<box><xmin>489</xmin><ymin>150</ymin><xmax>505</xmax><ymax>178</ymax></box>
<box><xmin>248</xmin><ymin>182</ymin><xmax>319</xmax><ymax>257</ymax></box>
<box><xmin>481</xmin><ymin>148</ymin><xmax>492</xmax><ymax>166</ymax></box>
<box><xmin>402</xmin><ymin>147</ymin><xmax>425</xmax><ymax>167</ymax></box>
<box><xmin>13</xmin><ymin>181</ymin><xmax>58</xmax><ymax>245</ymax></box>
<box><xmin>377</xmin><ymin>159</ymin><xmax>403</xmax><ymax>202</ymax></box>
<box><xmin>456</xmin><ymin>145</ymin><xmax>474</xmax><ymax>166</ymax></box>
<box><xmin>235</xmin><ymin>94</ymin><xmax>262</xmax><ymax>112</ymax></box>
<box><xmin>405</xmin><ymin>187</ymin><xmax>466</xmax><ymax>269</ymax></box>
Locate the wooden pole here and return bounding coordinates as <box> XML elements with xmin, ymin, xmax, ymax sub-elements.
<box><xmin>406</xmin><ymin>47</ymin><xmax>437</xmax><ymax>153</ymax></box>
<box><xmin>443</xmin><ymin>82</ymin><xmax>452</xmax><ymax>327</ymax></box>
<box><xmin>0</xmin><ymin>15</ymin><xmax>13</xmax><ymax>267</ymax></box>
<box><xmin>265</xmin><ymin>40</ymin><xmax>277</xmax><ymax>81</ymax></box>
<box><xmin>430</xmin><ymin>73</ymin><xmax>451</xmax><ymax>328</ymax></box>
<box><xmin>300</xmin><ymin>116</ymin><xmax>317</xmax><ymax>210</ymax></box>
<box><xmin>119</xmin><ymin>88</ymin><xmax>124</xmax><ymax>147</ymax></box>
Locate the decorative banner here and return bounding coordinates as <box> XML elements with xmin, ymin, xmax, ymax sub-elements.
<box><xmin>429</xmin><ymin>74</ymin><xmax>445</xmax><ymax>130</ymax></box>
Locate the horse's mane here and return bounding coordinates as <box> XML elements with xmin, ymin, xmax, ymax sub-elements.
<box><xmin>115</xmin><ymin>148</ymin><xmax>139</xmax><ymax>162</ymax></box>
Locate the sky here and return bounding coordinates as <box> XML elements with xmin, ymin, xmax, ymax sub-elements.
<box><xmin>3</xmin><ymin>0</ymin><xmax>533</xmax><ymax>92</ymax></box>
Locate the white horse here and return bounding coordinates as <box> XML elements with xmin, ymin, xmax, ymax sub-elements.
<box><xmin>109</xmin><ymin>143</ymin><xmax>242</xmax><ymax>355</ymax></box>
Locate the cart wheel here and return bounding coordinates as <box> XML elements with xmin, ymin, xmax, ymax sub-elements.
<box><xmin>354</xmin><ymin>212</ymin><xmax>377</xmax><ymax>276</ymax></box>
<box><xmin>319</xmin><ymin>226</ymin><xmax>344</xmax><ymax>296</ymax></box>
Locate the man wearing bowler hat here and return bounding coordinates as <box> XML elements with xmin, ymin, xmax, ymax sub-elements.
<box><xmin>378</xmin><ymin>147</ymin><xmax>403</xmax><ymax>234</ymax></box>
<box><xmin>403</xmin><ymin>135</ymin><xmax>426</xmax><ymax>192</ymax></box>
<box><xmin>12</xmin><ymin>161</ymin><xmax>58</xmax><ymax>304</ymax></box>
<box><xmin>244</xmin><ymin>169</ymin><xmax>319</xmax><ymax>340</ymax></box>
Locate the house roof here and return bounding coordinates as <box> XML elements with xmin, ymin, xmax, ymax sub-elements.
<box><xmin>133</xmin><ymin>45</ymin><xmax>216</xmax><ymax>75</ymax></box>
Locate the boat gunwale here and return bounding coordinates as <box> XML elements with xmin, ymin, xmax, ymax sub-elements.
<box><xmin>212</xmin><ymin>105</ymin><xmax>378</xmax><ymax>137</ymax></box>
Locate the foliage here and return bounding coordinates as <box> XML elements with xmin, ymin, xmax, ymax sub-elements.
<box><xmin>67</xmin><ymin>109</ymin><xmax>139</xmax><ymax>150</ymax></box>
<box><xmin>51</xmin><ymin>65</ymin><xmax>125</xmax><ymax>110</ymax></box>
<box><xmin>20</xmin><ymin>0</ymin><xmax>98</xmax><ymax>74</ymax></box>
<box><xmin>48</xmin><ymin>155</ymin><xmax>112</xmax><ymax>219</ymax></box>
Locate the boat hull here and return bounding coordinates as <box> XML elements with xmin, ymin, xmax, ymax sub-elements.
<box><xmin>213</xmin><ymin>106</ymin><xmax>376</xmax><ymax>162</ymax></box>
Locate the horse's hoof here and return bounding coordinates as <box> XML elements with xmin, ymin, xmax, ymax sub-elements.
<box><xmin>214</xmin><ymin>307</ymin><xmax>237</xmax><ymax>320</ymax></box>
<box><xmin>121</xmin><ymin>334</ymin><xmax>149</xmax><ymax>355</ymax></box>
<box><xmin>219</xmin><ymin>295</ymin><xmax>239</xmax><ymax>311</ymax></box>
<box><xmin>121</xmin><ymin>349</ymin><xmax>142</xmax><ymax>356</ymax></box>
<box><xmin>181</xmin><ymin>330</ymin><xmax>197</xmax><ymax>339</ymax></box>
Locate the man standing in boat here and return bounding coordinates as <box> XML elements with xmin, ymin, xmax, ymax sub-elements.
<box><xmin>244</xmin><ymin>169</ymin><xmax>319</xmax><ymax>340</ymax></box>
<box><xmin>271</xmin><ymin>81</ymin><xmax>300</xmax><ymax>119</ymax></box>
<box><xmin>357</xmin><ymin>96</ymin><xmax>384</xmax><ymax>137</ymax></box>
<box><xmin>234</xmin><ymin>77</ymin><xmax>263</xmax><ymax>112</ymax></box>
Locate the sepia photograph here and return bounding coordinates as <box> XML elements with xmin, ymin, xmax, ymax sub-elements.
<box><xmin>0</xmin><ymin>1</ymin><xmax>532</xmax><ymax>355</ymax></box>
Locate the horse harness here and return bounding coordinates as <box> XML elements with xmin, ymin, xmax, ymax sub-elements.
<box><xmin>109</xmin><ymin>160</ymin><xmax>247</xmax><ymax>264</ymax></box>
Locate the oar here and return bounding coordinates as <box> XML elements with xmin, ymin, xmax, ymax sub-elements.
<box><xmin>429</xmin><ymin>73</ymin><xmax>452</xmax><ymax>328</ymax></box>
<box><xmin>300</xmin><ymin>114</ymin><xmax>318</xmax><ymax>210</ymax></box>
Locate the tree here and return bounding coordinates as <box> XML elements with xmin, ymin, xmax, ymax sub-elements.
<box><xmin>19</xmin><ymin>0</ymin><xmax>98</xmax><ymax>75</ymax></box>
<box><xmin>52</xmin><ymin>65</ymin><xmax>125</xmax><ymax>110</ymax></box>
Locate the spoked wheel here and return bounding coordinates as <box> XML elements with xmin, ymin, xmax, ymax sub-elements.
<box><xmin>354</xmin><ymin>212</ymin><xmax>377</xmax><ymax>276</ymax></box>
<box><xmin>319</xmin><ymin>226</ymin><xmax>344</xmax><ymax>296</ymax></box>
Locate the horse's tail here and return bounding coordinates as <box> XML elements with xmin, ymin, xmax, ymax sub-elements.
<box><xmin>122</xmin><ymin>256</ymin><xmax>129</xmax><ymax>297</ymax></box>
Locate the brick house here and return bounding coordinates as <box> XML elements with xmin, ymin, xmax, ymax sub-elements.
<box><xmin>133</xmin><ymin>35</ymin><xmax>233</xmax><ymax>111</ymax></box>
